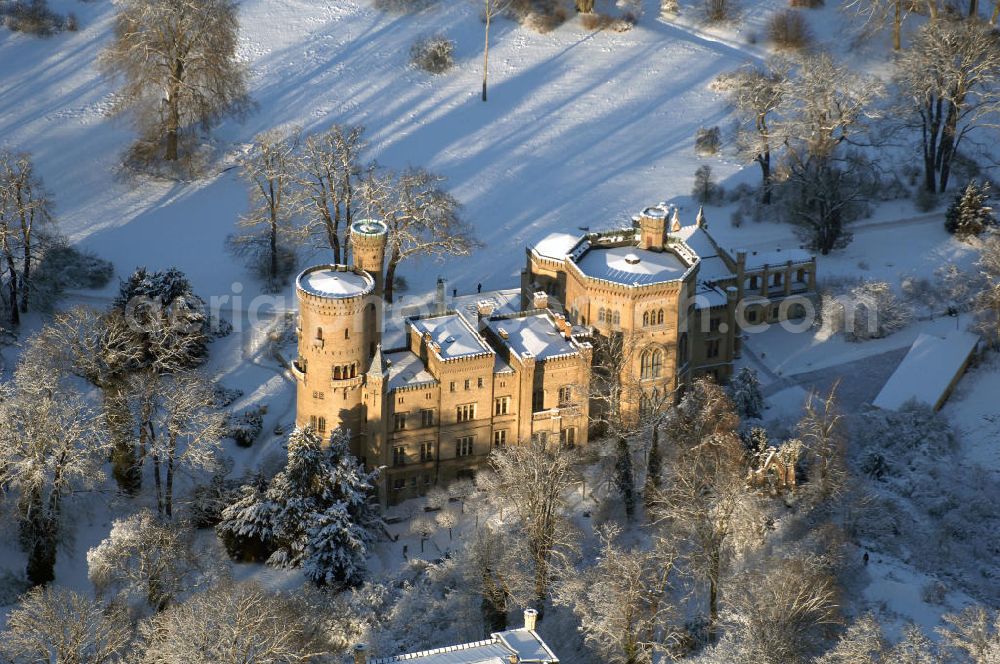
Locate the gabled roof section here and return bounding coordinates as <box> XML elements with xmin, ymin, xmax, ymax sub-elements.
<box><xmin>408</xmin><ymin>313</ymin><xmax>494</xmax><ymax>361</ymax></box>
<box><xmin>368</xmin><ymin>628</ymin><xmax>558</xmax><ymax>664</ymax></box>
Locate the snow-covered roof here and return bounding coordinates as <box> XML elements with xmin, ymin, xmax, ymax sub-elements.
<box><xmin>296</xmin><ymin>265</ymin><xmax>374</xmax><ymax>298</ymax></box>
<box><xmin>673</xmin><ymin>224</ymin><xmax>719</xmax><ymax>260</ymax></box>
<box><xmin>531</xmin><ymin>232</ymin><xmax>581</xmax><ymax>261</ymax></box>
<box><xmin>369</xmin><ymin>628</ymin><xmax>559</xmax><ymax>664</ymax></box>
<box><xmin>486</xmin><ymin>313</ymin><xmax>578</xmax><ymax>361</ymax></box>
<box><xmin>409</xmin><ymin>313</ymin><xmax>493</xmax><ymax>360</ymax></box>
<box><xmin>694</xmin><ymin>286</ymin><xmax>730</xmax><ymax>310</ymax></box>
<box><xmin>697</xmin><ymin>256</ymin><xmax>736</xmax><ymax>282</ymax></box>
<box><xmin>740</xmin><ymin>248</ymin><xmax>813</xmax><ymax>270</ymax></box>
<box><xmin>573</xmin><ymin>245</ymin><xmax>688</xmax><ymax>286</ymax></box>
<box><xmin>873</xmin><ymin>330</ymin><xmax>980</xmax><ymax>411</ymax></box>
<box><xmin>385</xmin><ymin>350</ymin><xmax>436</xmax><ymax>391</ymax></box>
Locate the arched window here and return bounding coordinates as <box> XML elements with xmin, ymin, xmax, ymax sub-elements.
<box><xmin>641</xmin><ymin>348</ymin><xmax>663</xmax><ymax>379</ymax></box>
<box><xmin>316</xmin><ymin>328</ymin><xmax>323</xmax><ymax>340</ymax></box>
<box><xmin>598</xmin><ymin>307</ymin><xmax>606</xmax><ymax>323</ymax></box>
<box><xmin>350</xmin><ymin>363</ymin><xmax>357</xmax><ymax>378</ymax></box>
<box><xmin>657</xmin><ymin>309</ymin><xmax>665</xmax><ymax>325</ymax></box>
<box><xmin>643</xmin><ymin>311</ymin><xmax>650</xmax><ymax>327</ymax></box>
<box><xmin>612</xmin><ymin>310</ymin><xmax>621</xmax><ymax>326</ymax></box>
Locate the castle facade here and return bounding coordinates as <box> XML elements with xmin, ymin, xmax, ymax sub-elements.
<box><xmin>293</xmin><ymin>207</ymin><xmax>816</xmax><ymax>504</ymax></box>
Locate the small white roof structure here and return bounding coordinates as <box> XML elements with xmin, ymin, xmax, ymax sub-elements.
<box><xmin>873</xmin><ymin>330</ymin><xmax>980</xmax><ymax>411</ymax></box>
<box><xmin>486</xmin><ymin>313</ymin><xmax>578</xmax><ymax>361</ymax></box>
<box><xmin>297</xmin><ymin>266</ymin><xmax>373</xmax><ymax>298</ymax></box>
<box><xmin>409</xmin><ymin>313</ymin><xmax>493</xmax><ymax>360</ymax></box>
<box><xmin>368</xmin><ymin>628</ymin><xmax>559</xmax><ymax>664</ymax></box>
<box><xmin>532</xmin><ymin>232</ymin><xmax>580</xmax><ymax>261</ymax></box>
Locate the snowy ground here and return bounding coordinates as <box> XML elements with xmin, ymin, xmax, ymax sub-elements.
<box><xmin>2</xmin><ymin>0</ymin><xmax>1000</xmax><ymax>652</ymax></box>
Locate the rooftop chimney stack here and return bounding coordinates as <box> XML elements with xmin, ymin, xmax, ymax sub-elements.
<box><xmin>353</xmin><ymin>644</ymin><xmax>367</xmax><ymax>664</ymax></box>
<box><xmin>524</xmin><ymin>608</ymin><xmax>539</xmax><ymax>631</ymax></box>
<box><xmin>435</xmin><ymin>278</ymin><xmax>446</xmax><ymax>316</ymax></box>
<box><xmin>532</xmin><ymin>291</ymin><xmax>549</xmax><ymax>310</ymax></box>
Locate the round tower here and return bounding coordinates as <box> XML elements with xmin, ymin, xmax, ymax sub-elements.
<box><xmin>350</xmin><ymin>219</ymin><xmax>388</xmax><ymax>298</ymax></box>
<box><xmin>293</xmin><ymin>265</ymin><xmax>376</xmax><ymax>450</ymax></box>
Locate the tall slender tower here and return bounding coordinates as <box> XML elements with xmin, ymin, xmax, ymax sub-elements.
<box><xmin>293</xmin><ymin>265</ymin><xmax>375</xmax><ymax>453</ymax></box>
<box><xmin>350</xmin><ymin>219</ymin><xmax>389</xmax><ymax>298</ymax></box>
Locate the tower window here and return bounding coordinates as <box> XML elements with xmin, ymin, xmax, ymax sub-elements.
<box><xmin>345</xmin><ymin>328</ymin><xmax>350</xmax><ymax>339</ymax></box>
<box><xmin>457</xmin><ymin>403</ymin><xmax>476</xmax><ymax>423</ymax></box>
<box><xmin>641</xmin><ymin>348</ymin><xmax>663</xmax><ymax>379</ymax></box>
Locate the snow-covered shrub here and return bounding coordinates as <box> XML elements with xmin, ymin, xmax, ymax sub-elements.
<box><xmin>695</xmin><ymin>126</ymin><xmax>722</xmax><ymax>156</ymax></box>
<box><xmin>704</xmin><ymin>0</ymin><xmax>736</xmax><ymax>21</ymax></box>
<box><xmin>225</xmin><ymin>405</ymin><xmax>265</xmax><ymax>447</ymax></box>
<box><xmin>521</xmin><ymin>6</ymin><xmax>569</xmax><ymax>32</ymax></box>
<box><xmin>216</xmin><ymin>427</ymin><xmax>379</xmax><ymax>587</ymax></box>
<box><xmin>410</xmin><ymin>35</ymin><xmax>454</xmax><ymax>74</ymax></box>
<box><xmin>820</xmin><ymin>280</ymin><xmax>912</xmax><ymax>341</ymax></box>
<box><xmin>580</xmin><ymin>12</ymin><xmax>615</xmax><ymax>29</ymax></box>
<box><xmin>661</xmin><ymin>0</ymin><xmax>680</xmax><ymax>15</ymax></box>
<box><xmin>767</xmin><ymin>10</ymin><xmax>812</xmax><ymax>49</ymax></box>
<box><xmin>373</xmin><ymin>0</ymin><xmax>437</xmax><ymax>13</ymax></box>
<box><xmin>212</xmin><ymin>384</ymin><xmax>244</xmax><ymax>408</ymax></box>
<box><xmin>3</xmin><ymin>0</ymin><xmax>65</xmax><ymax>35</ymax></box>
<box><xmin>31</xmin><ymin>241</ymin><xmax>114</xmax><ymax>311</ymax></box>
<box><xmin>921</xmin><ymin>580</ymin><xmax>948</xmax><ymax>605</ymax></box>
<box><xmin>857</xmin><ymin>403</ymin><xmax>955</xmax><ymax>472</ymax></box>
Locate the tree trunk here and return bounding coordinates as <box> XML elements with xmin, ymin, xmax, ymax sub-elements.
<box><xmin>165</xmin><ymin>61</ymin><xmax>183</xmax><ymax>162</ymax></box>
<box><xmin>153</xmin><ymin>452</ymin><xmax>163</xmax><ymax>516</ymax></box>
<box><xmin>165</xmin><ymin>434</ymin><xmax>177</xmax><ymax>519</ymax></box>
<box><xmin>482</xmin><ymin>5</ymin><xmax>491</xmax><ymax>102</ymax></box>
<box><xmin>708</xmin><ymin>547</ymin><xmax>720</xmax><ymax>641</ymax></box>
<box><xmin>269</xmin><ymin>180</ymin><xmax>279</xmax><ymax>284</ymax></box>
<box><xmin>384</xmin><ymin>248</ymin><xmax>401</xmax><ymax>303</ymax></box>
<box><xmin>757</xmin><ymin>152</ymin><xmax>772</xmax><ymax>205</ymax></box>
<box><xmin>893</xmin><ymin>0</ymin><xmax>902</xmax><ymax>50</ymax></box>
<box><xmin>6</xmin><ymin>260</ymin><xmax>19</xmax><ymax>326</ymax></box>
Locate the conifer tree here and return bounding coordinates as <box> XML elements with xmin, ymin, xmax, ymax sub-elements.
<box><xmin>946</xmin><ymin>181</ymin><xmax>996</xmax><ymax>238</ymax></box>
<box><xmin>614</xmin><ymin>435</ymin><xmax>636</xmax><ymax>521</ymax></box>
<box><xmin>729</xmin><ymin>366</ymin><xmax>764</xmax><ymax>420</ymax></box>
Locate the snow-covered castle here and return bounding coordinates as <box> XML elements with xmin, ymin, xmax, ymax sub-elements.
<box><xmin>292</xmin><ymin>207</ymin><xmax>817</xmax><ymax>505</ymax></box>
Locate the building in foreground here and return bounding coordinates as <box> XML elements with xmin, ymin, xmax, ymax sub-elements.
<box><xmin>293</xmin><ymin>207</ymin><xmax>816</xmax><ymax>504</ymax></box>
<box><xmin>353</xmin><ymin>609</ymin><xmax>559</xmax><ymax>663</ymax></box>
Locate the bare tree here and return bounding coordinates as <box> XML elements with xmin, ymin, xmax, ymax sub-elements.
<box><xmin>797</xmin><ymin>386</ymin><xmax>848</xmax><ymax>505</ymax></box>
<box><xmin>0</xmin><ymin>150</ymin><xmax>55</xmax><ymax>319</ymax></box>
<box><xmin>723</xmin><ymin>554</ymin><xmax>841</xmax><ymax>663</ymax></box>
<box><xmin>476</xmin><ymin>0</ymin><xmax>514</xmax><ymax>101</ymax></box>
<box><xmin>776</xmin><ymin>55</ymin><xmax>882</xmax><ymax>254</ymax></box>
<box><xmin>895</xmin><ymin>19</ymin><xmax>1000</xmax><ymax>194</ymax></box>
<box><xmin>298</xmin><ymin>125</ymin><xmax>366</xmax><ymax>264</ymax></box>
<box><xmin>139</xmin><ymin>581</ymin><xmax>334</xmax><ymax>663</ymax></box>
<box><xmin>230</xmin><ymin>129</ymin><xmax>303</xmax><ymax>287</ymax></box>
<box><xmin>938</xmin><ymin>605</ymin><xmax>1000</xmax><ymax>664</ymax></box>
<box><xmin>651</xmin><ymin>378</ymin><xmax>761</xmax><ymax>637</ymax></box>
<box><xmin>88</xmin><ymin>510</ymin><xmax>209</xmax><ymax>613</ymax></box>
<box><xmin>717</xmin><ymin>61</ymin><xmax>786</xmax><ymax>204</ymax></box>
<box><xmin>0</xmin><ymin>586</ymin><xmax>134</xmax><ymax>664</ymax></box>
<box><xmin>360</xmin><ymin>167</ymin><xmax>477</xmax><ymax>303</ymax></box>
<box><xmin>974</xmin><ymin>235</ymin><xmax>1000</xmax><ymax>348</ymax></box>
<box><xmin>554</xmin><ymin>524</ymin><xmax>679</xmax><ymax>663</ymax></box>
<box><xmin>484</xmin><ymin>438</ymin><xmax>580</xmax><ymax>614</ymax></box>
<box><xmin>818</xmin><ymin>614</ymin><xmax>939</xmax><ymax>663</ymax></box>
<box><xmin>99</xmin><ymin>0</ymin><xmax>251</xmax><ymax>167</ymax></box>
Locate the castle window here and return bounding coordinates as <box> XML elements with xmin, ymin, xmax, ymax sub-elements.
<box><xmin>456</xmin><ymin>436</ymin><xmax>474</xmax><ymax>457</ymax></box>
<box><xmin>316</xmin><ymin>328</ymin><xmax>323</xmax><ymax>340</ymax></box>
<box><xmin>350</xmin><ymin>363</ymin><xmax>357</xmax><ymax>378</ymax></box>
<box><xmin>420</xmin><ymin>442</ymin><xmax>434</xmax><ymax>462</ymax></box>
<box><xmin>333</xmin><ymin>366</ymin><xmax>342</xmax><ymax>380</ymax></box>
<box><xmin>796</xmin><ymin>268</ymin><xmax>806</xmax><ymax>283</ymax></box>
<box><xmin>641</xmin><ymin>348</ymin><xmax>663</xmax><ymax>379</ymax></box>
<box><xmin>464</xmin><ymin>379</ymin><xmax>471</xmax><ymax>391</ymax></box>
<box><xmin>495</xmin><ymin>396</ymin><xmax>510</xmax><ymax>416</ymax></box>
<box><xmin>643</xmin><ymin>311</ymin><xmax>650</xmax><ymax>326</ymax></box>
<box><xmin>392</xmin><ymin>446</ymin><xmax>406</xmax><ymax>466</ymax></box>
<box><xmin>392</xmin><ymin>478</ymin><xmax>405</xmax><ymax>492</ymax></box>
<box><xmin>457</xmin><ymin>403</ymin><xmax>476</xmax><ymax>423</ymax></box>
<box><xmin>477</xmin><ymin>377</ymin><xmax>484</xmax><ymax>389</ymax></box>
<box><xmin>657</xmin><ymin>309</ymin><xmax>665</xmax><ymax>325</ymax></box>
<box><xmin>532</xmin><ymin>432</ymin><xmax>549</xmax><ymax>446</ymax></box>
<box><xmin>710</xmin><ymin>317</ymin><xmax>721</xmax><ymax>332</ymax></box>
<box><xmin>560</xmin><ymin>427</ymin><xmax>577</xmax><ymax>448</ymax></box>
<box><xmin>309</xmin><ymin>415</ymin><xmax>317</xmax><ymax>430</ymax></box>
<box><xmin>773</xmin><ymin>273</ymin><xmax>783</xmax><ymax>287</ymax></box>
<box><xmin>450</xmin><ymin>381</ymin><xmax>456</xmax><ymax>392</ymax></box>
<box><xmin>493</xmin><ymin>430</ymin><xmax>507</xmax><ymax>447</ymax></box>
<box><xmin>345</xmin><ymin>328</ymin><xmax>350</xmax><ymax>339</ymax></box>
<box><xmin>598</xmin><ymin>307</ymin><xmax>606</xmax><ymax>323</ymax></box>
<box><xmin>532</xmin><ymin>390</ymin><xmax>545</xmax><ymax>412</ymax></box>
<box><xmin>707</xmin><ymin>339</ymin><xmax>721</xmax><ymax>359</ymax></box>
<box><xmin>749</xmin><ymin>275</ymin><xmax>759</xmax><ymax>290</ymax></box>
<box><xmin>420</xmin><ymin>409</ymin><xmax>435</xmax><ymax>427</ymax></box>
<box><xmin>394</xmin><ymin>413</ymin><xmax>407</xmax><ymax>431</ymax></box>
<box><xmin>317</xmin><ymin>417</ymin><xmax>326</xmax><ymax>434</ymax></box>
<box><xmin>558</xmin><ymin>386</ymin><xmax>572</xmax><ymax>405</ymax></box>
<box><xmin>612</xmin><ymin>310</ymin><xmax>621</xmax><ymax>326</ymax></box>
<box><xmin>679</xmin><ymin>333</ymin><xmax>689</xmax><ymax>363</ymax></box>
<box><xmin>747</xmin><ymin>309</ymin><xmax>759</xmax><ymax>323</ymax></box>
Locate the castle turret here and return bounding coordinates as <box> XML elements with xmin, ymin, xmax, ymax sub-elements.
<box><xmin>350</xmin><ymin>219</ymin><xmax>389</xmax><ymax>298</ymax></box>
<box><xmin>638</xmin><ymin>204</ymin><xmax>669</xmax><ymax>250</ymax></box>
<box><xmin>293</xmin><ymin>264</ymin><xmax>376</xmax><ymax>454</ymax></box>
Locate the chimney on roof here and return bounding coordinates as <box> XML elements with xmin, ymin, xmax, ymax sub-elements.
<box><xmin>508</xmin><ymin>656</ymin><xmax>521</xmax><ymax>664</ymax></box>
<box><xmin>435</xmin><ymin>277</ymin><xmax>446</xmax><ymax>316</ymax></box>
<box><xmin>532</xmin><ymin>291</ymin><xmax>549</xmax><ymax>310</ymax></box>
<box><xmin>353</xmin><ymin>644</ymin><xmax>367</xmax><ymax>664</ymax></box>
<box><xmin>524</xmin><ymin>608</ymin><xmax>539</xmax><ymax>631</ymax></box>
